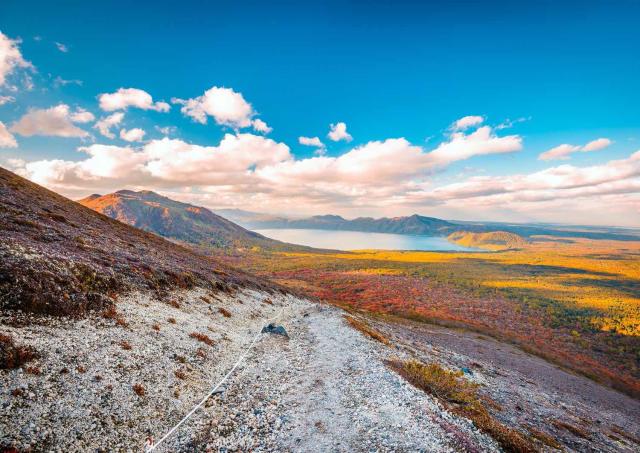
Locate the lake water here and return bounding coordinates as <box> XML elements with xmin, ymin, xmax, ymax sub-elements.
<box><xmin>253</xmin><ymin>228</ymin><xmax>480</xmax><ymax>251</ymax></box>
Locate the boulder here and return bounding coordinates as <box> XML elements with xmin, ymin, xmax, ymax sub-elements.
<box><xmin>261</xmin><ymin>323</ymin><xmax>289</xmax><ymax>338</ymax></box>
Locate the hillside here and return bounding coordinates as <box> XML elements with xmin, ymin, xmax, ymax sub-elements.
<box><xmin>0</xmin><ymin>167</ymin><xmax>273</xmax><ymax>317</ymax></box>
<box><xmin>447</xmin><ymin>230</ymin><xmax>528</xmax><ymax>250</ymax></box>
<box><xmin>2</xmin><ymin>166</ymin><xmax>638</xmax><ymax>452</ymax></box>
<box><xmin>78</xmin><ymin>190</ymin><xmax>284</xmax><ymax>251</ymax></box>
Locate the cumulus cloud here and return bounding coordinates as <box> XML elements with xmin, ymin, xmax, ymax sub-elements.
<box><xmin>0</xmin><ymin>31</ymin><xmax>34</xmax><ymax>87</ymax></box>
<box><xmin>70</xmin><ymin>108</ymin><xmax>95</xmax><ymax>123</ymax></box>
<box><xmin>328</xmin><ymin>122</ymin><xmax>352</xmax><ymax>142</ymax></box>
<box><xmin>408</xmin><ymin>151</ymin><xmax>640</xmax><ymax>211</ymax></box>
<box><xmin>299</xmin><ymin>136</ymin><xmax>325</xmax><ymax>149</ymax></box>
<box><xmin>539</xmin><ymin>138</ymin><xmax>613</xmax><ymax>160</ymax></box>
<box><xmin>582</xmin><ymin>138</ymin><xmax>612</xmax><ymax>152</ymax></box>
<box><xmin>0</xmin><ymin>121</ymin><xmax>17</xmax><ymax>147</ymax></box>
<box><xmin>13</xmin><ymin>123</ymin><xmax>526</xmax><ymax>210</ymax></box>
<box><xmin>99</xmin><ymin>88</ymin><xmax>170</xmax><ymax>112</ymax></box>
<box><xmin>172</xmin><ymin>86</ymin><xmax>258</xmax><ymax>129</ymax></box>
<box><xmin>252</xmin><ymin>118</ymin><xmax>272</xmax><ymax>134</ymax></box>
<box><xmin>120</xmin><ymin>128</ymin><xmax>146</xmax><ymax>142</ymax></box>
<box><xmin>451</xmin><ymin>115</ymin><xmax>484</xmax><ymax>131</ymax></box>
<box><xmin>427</xmin><ymin>126</ymin><xmax>522</xmax><ymax>167</ymax></box>
<box><xmin>10</xmin><ymin>104</ymin><xmax>89</xmax><ymax>138</ymax></box>
<box><xmin>94</xmin><ymin>112</ymin><xmax>124</xmax><ymax>139</ymax></box>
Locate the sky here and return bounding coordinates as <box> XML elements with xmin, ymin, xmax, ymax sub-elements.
<box><xmin>1</xmin><ymin>0</ymin><xmax>639</xmax><ymax>226</ymax></box>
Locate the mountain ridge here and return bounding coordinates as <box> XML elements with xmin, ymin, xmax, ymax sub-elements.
<box><xmin>78</xmin><ymin>190</ymin><xmax>288</xmax><ymax>251</ymax></box>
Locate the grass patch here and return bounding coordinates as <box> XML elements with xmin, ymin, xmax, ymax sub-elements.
<box><xmin>387</xmin><ymin>359</ymin><xmax>537</xmax><ymax>453</ymax></box>
<box><xmin>218</xmin><ymin>307</ymin><xmax>232</xmax><ymax>318</ymax></box>
<box><xmin>343</xmin><ymin>315</ymin><xmax>390</xmax><ymax>345</ymax></box>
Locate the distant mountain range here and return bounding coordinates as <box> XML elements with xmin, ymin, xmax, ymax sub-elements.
<box><xmin>77</xmin><ymin>190</ymin><xmax>640</xmax><ymax>253</ymax></box>
<box><xmin>218</xmin><ymin>210</ymin><xmax>458</xmax><ymax>235</ymax></box>
<box><xmin>219</xmin><ymin>209</ymin><xmax>640</xmax><ymax>242</ymax></box>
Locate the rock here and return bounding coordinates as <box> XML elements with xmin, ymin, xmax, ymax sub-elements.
<box><xmin>261</xmin><ymin>324</ymin><xmax>289</xmax><ymax>338</ymax></box>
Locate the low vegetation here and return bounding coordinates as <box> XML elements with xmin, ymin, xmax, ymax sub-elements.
<box><xmin>343</xmin><ymin>315</ymin><xmax>389</xmax><ymax>345</ymax></box>
<box><xmin>0</xmin><ymin>333</ymin><xmax>37</xmax><ymax>370</ymax></box>
<box><xmin>132</xmin><ymin>383</ymin><xmax>146</xmax><ymax>396</ymax></box>
<box><xmin>230</xmin><ymin>236</ymin><xmax>640</xmax><ymax>398</ymax></box>
<box><xmin>386</xmin><ymin>359</ymin><xmax>536</xmax><ymax>452</ymax></box>
<box><xmin>190</xmin><ymin>332</ymin><xmax>215</xmax><ymax>346</ymax></box>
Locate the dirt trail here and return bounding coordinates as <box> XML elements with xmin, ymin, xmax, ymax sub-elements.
<box><xmin>179</xmin><ymin>303</ymin><xmax>497</xmax><ymax>452</ymax></box>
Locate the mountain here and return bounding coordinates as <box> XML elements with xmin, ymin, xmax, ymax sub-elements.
<box><xmin>447</xmin><ymin>230</ymin><xmax>527</xmax><ymax>250</ymax></box>
<box><xmin>241</xmin><ymin>213</ymin><xmax>458</xmax><ymax>236</ymax></box>
<box><xmin>233</xmin><ymin>210</ymin><xmax>640</xmax><ymax>242</ymax></box>
<box><xmin>0</xmin><ymin>167</ymin><xmax>272</xmax><ymax>317</ymax></box>
<box><xmin>78</xmin><ymin>190</ymin><xmax>288</xmax><ymax>251</ymax></box>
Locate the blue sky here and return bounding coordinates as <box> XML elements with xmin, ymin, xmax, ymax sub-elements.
<box><xmin>1</xmin><ymin>1</ymin><xmax>639</xmax><ymax>225</ymax></box>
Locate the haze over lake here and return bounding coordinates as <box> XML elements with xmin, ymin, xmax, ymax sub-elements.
<box><xmin>254</xmin><ymin>228</ymin><xmax>480</xmax><ymax>251</ymax></box>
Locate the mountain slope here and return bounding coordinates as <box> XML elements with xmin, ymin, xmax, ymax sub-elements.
<box><xmin>0</xmin><ymin>167</ymin><xmax>273</xmax><ymax>317</ymax></box>
<box><xmin>78</xmin><ymin>190</ymin><xmax>278</xmax><ymax>250</ymax></box>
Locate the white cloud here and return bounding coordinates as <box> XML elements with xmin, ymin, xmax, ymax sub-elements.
<box><xmin>55</xmin><ymin>42</ymin><xmax>68</xmax><ymax>53</ymax></box>
<box><xmin>451</xmin><ymin>115</ymin><xmax>484</xmax><ymax>131</ymax></box>
<box><xmin>427</xmin><ymin>126</ymin><xmax>522</xmax><ymax>167</ymax></box>
<box><xmin>539</xmin><ymin>144</ymin><xmax>581</xmax><ymax>161</ymax></box>
<box><xmin>99</xmin><ymin>88</ymin><xmax>170</xmax><ymax>112</ymax></box>
<box><xmin>94</xmin><ymin>112</ymin><xmax>124</xmax><ymax>139</ymax></box>
<box><xmin>120</xmin><ymin>128</ymin><xmax>146</xmax><ymax>142</ymax></box>
<box><xmin>410</xmin><ymin>151</ymin><xmax>640</xmax><ymax>208</ymax></box>
<box><xmin>53</xmin><ymin>76</ymin><xmax>82</xmax><ymax>87</ymax></box>
<box><xmin>495</xmin><ymin>116</ymin><xmax>530</xmax><ymax>130</ymax></box>
<box><xmin>252</xmin><ymin>118</ymin><xmax>272</xmax><ymax>134</ymax></box>
<box><xmin>0</xmin><ymin>121</ymin><xmax>17</xmax><ymax>147</ymax></box>
<box><xmin>70</xmin><ymin>108</ymin><xmax>95</xmax><ymax>123</ymax></box>
<box><xmin>582</xmin><ymin>138</ymin><xmax>612</xmax><ymax>152</ymax></box>
<box><xmin>299</xmin><ymin>136</ymin><xmax>325</xmax><ymax>148</ymax></box>
<box><xmin>14</xmin><ymin>124</ymin><xmax>524</xmax><ymax>210</ymax></box>
<box><xmin>0</xmin><ymin>95</ymin><xmax>15</xmax><ymax>105</ymax></box>
<box><xmin>172</xmin><ymin>86</ymin><xmax>255</xmax><ymax>128</ymax></box>
<box><xmin>154</xmin><ymin>125</ymin><xmax>176</xmax><ymax>136</ymax></box>
<box><xmin>0</xmin><ymin>32</ymin><xmax>34</xmax><ymax>87</ymax></box>
<box><xmin>328</xmin><ymin>122</ymin><xmax>352</xmax><ymax>142</ymax></box>
<box><xmin>10</xmin><ymin>104</ymin><xmax>89</xmax><ymax>138</ymax></box>
<box><xmin>539</xmin><ymin>138</ymin><xmax>613</xmax><ymax>160</ymax></box>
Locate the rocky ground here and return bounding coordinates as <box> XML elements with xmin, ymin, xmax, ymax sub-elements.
<box><xmin>370</xmin><ymin>316</ymin><xmax>640</xmax><ymax>452</ymax></box>
<box><xmin>2</xmin><ymin>288</ymin><xmax>639</xmax><ymax>452</ymax></box>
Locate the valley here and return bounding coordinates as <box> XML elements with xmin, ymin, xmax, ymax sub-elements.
<box><xmin>2</xmin><ymin>169</ymin><xmax>639</xmax><ymax>452</ymax></box>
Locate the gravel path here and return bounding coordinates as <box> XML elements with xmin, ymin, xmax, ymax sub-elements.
<box><xmin>181</xmin><ymin>303</ymin><xmax>497</xmax><ymax>452</ymax></box>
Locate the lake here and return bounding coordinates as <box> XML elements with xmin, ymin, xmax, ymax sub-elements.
<box><xmin>253</xmin><ymin>228</ymin><xmax>480</xmax><ymax>251</ymax></box>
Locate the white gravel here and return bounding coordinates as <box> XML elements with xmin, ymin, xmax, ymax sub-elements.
<box><xmin>1</xmin><ymin>290</ymin><xmax>499</xmax><ymax>452</ymax></box>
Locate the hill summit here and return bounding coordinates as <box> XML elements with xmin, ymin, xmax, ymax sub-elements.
<box><xmin>78</xmin><ymin>190</ymin><xmax>277</xmax><ymax>250</ymax></box>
